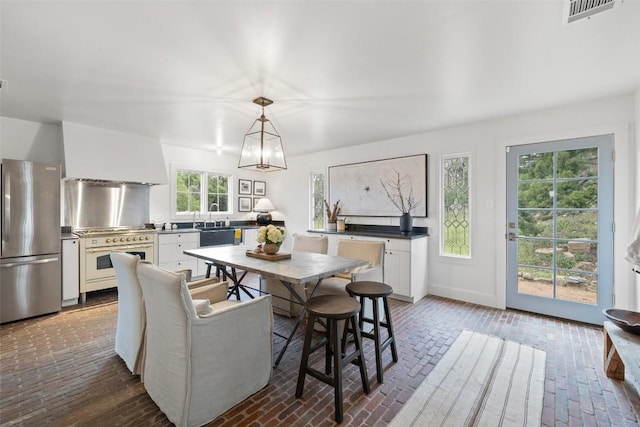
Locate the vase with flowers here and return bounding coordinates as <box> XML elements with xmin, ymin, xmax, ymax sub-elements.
<box><xmin>381</xmin><ymin>169</ymin><xmax>421</xmax><ymax>233</ymax></box>
<box><xmin>257</xmin><ymin>224</ymin><xmax>285</xmax><ymax>254</ymax></box>
<box><xmin>324</xmin><ymin>199</ymin><xmax>341</xmax><ymax>231</ymax></box>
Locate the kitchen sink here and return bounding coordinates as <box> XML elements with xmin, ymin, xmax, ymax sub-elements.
<box><xmin>199</xmin><ymin>229</ymin><xmax>235</xmax><ymax>247</ymax></box>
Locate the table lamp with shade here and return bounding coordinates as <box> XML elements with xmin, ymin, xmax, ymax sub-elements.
<box><xmin>254</xmin><ymin>198</ymin><xmax>276</xmax><ymax>225</ymax></box>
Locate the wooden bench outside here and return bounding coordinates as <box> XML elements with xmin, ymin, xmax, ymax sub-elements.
<box><xmin>604</xmin><ymin>321</ymin><xmax>640</xmax><ymax>395</ymax></box>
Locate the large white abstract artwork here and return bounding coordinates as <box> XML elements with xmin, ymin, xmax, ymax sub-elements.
<box><xmin>329</xmin><ymin>154</ymin><xmax>427</xmax><ymax>217</ymax></box>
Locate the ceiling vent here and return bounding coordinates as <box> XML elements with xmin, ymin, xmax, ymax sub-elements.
<box><xmin>567</xmin><ymin>0</ymin><xmax>615</xmax><ymax>23</ymax></box>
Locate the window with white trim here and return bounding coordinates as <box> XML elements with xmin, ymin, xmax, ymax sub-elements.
<box><xmin>175</xmin><ymin>169</ymin><xmax>231</xmax><ymax>215</ymax></box>
<box><xmin>440</xmin><ymin>154</ymin><xmax>471</xmax><ymax>257</ymax></box>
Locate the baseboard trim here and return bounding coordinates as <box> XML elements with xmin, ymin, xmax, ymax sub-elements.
<box><xmin>428</xmin><ymin>284</ymin><xmax>501</xmax><ymax>308</ymax></box>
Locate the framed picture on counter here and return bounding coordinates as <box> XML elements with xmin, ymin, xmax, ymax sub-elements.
<box><xmin>238</xmin><ymin>197</ymin><xmax>252</xmax><ymax>212</ymax></box>
<box><xmin>253</xmin><ymin>180</ymin><xmax>266</xmax><ymax>196</ymax></box>
<box><xmin>239</xmin><ymin>179</ymin><xmax>252</xmax><ymax>195</ymax></box>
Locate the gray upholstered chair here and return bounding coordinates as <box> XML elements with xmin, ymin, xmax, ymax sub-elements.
<box><xmin>260</xmin><ymin>233</ymin><xmax>329</xmax><ymax>316</ymax></box>
<box><xmin>110</xmin><ymin>251</ymin><xmax>223</xmax><ymax>375</ymax></box>
<box><xmin>136</xmin><ymin>261</ymin><xmax>273</xmax><ymax>427</ymax></box>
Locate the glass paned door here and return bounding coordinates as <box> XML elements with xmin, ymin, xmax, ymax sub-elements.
<box><xmin>506</xmin><ymin>135</ymin><xmax>613</xmax><ymax>324</ymax></box>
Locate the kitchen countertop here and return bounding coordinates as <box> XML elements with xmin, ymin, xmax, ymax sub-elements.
<box><xmin>308</xmin><ymin>225</ymin><xmax>428</xmax><ymax>240</ymax></box>
<box><xmin>156</xmin><ymin>225</ymin><xmax>262</xmax><ymax>234</ymax></box>
<box><xmin>156</xmin><ymin>228</ymin><xmax>201</xmax><ymax>234</ymax></box>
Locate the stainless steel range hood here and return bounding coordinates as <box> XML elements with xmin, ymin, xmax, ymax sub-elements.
<box><xmin>62</xmin><ymin>121</ymin><xmax>168</xmax><ymax>185</ymax></box>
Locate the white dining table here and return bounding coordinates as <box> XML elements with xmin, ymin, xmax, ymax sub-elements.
<box><xmin>183</xmin><ymin>245</ymin><xmax>368</xmax><ymax>367</ymax></box>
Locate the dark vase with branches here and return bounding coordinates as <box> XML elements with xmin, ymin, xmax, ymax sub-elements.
<box><xmin>381</xmin><ymin>169</ymin><xmax>420</xmax><ymax>233</ymax></box>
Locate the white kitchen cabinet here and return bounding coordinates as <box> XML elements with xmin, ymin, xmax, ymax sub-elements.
<box><xmin>383</xmin><ymin>236</ymin><xmax>427</xmax><ymax>302</ymax></box>
<box><xmin>306</xmin><ymin>232</ymin><xmax>428</xmax><ymax>302</ymax></box>
<box><xmin>62</xmin><ymin>238</ymin><xmax>80</xmax><ymax>306</ymax></box>
<box><xmin>158</xmin><ymin>232</ymin><xmax>199</xmax><ymax>274</ymax></box>
<box><xmin>384</xmin><ymin>241</ymin><xmax>411</xmax><ymax>298</ymax></box>
<box><xmin>243</xmin><ymin>228</ymin><xmax>259</xmax><ymax>248</ymax></box>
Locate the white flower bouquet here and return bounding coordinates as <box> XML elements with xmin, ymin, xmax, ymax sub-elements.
<box><xmin>256</xmin><ymin>224</ymin><xmax>285</xmax><ymax>245</ymax></box>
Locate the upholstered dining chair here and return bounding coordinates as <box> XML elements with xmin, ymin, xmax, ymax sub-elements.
<box><xmin>136</xmin><ymin>261</ymin><xmax>273</xmax><ymax>427</ymax></box>
<box><xmin>312</xmin><ymin>239</ymin><xmax>385</xmax><ymax>332</ymax></box>
<box><xmin>260</xmin><ymin>233</ymin><xmax>329</xmax><ymax>316</ymax></box>
<box><xmin>314</xmin><ymin>239</ymin><xmax>385</xmax><ymax>297</ymax></box>
<box><xmin>110</xmin><ymin>251</ymin><xmax>223</xmax><ymax>375</ymax></box>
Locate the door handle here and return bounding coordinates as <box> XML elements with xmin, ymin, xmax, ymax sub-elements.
<box><xmin>0</xmin><ymin>257</ymin><xmax>59</xmax><ymax>268</ymax></box>
<box><xmin>3</xmin><ymin>171</ymin><xmax>9</xmax><ymax>242</ymax></box>
<box><xmin>86</xmin><ymin>244</ymin><xmax>153</xmax><ymax>253</ymax></box>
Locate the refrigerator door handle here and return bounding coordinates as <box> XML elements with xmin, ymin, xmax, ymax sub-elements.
<box><xmin>3</xmin><ymin>171</ymin><xmax>9</xmax><ymax>242</ymax></box>
<box><xmin>0</xmin><ymin>257</ymin><xmax>59</xmax><ymax>268</ymax></box>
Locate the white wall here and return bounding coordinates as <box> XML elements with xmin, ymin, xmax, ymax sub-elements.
<box><xmin>276</xmin><ymin>94</ymin><xmax>638</xmax><ymax>311</ymax></box>
<box><xmin>150</xmin><ymin>144</ymin><xmax>283</xmax><ymax>224</ymax></box>
<box><xmin>0</xmin><ymin>116</ymin><xmax>63</xmax><ymax>164</ymax></box>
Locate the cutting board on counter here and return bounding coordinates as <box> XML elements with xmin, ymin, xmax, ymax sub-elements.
<box><xmin>245</xmin><ymin>250</ymin><xmax>291</xmax><ymax>261</ymax></box>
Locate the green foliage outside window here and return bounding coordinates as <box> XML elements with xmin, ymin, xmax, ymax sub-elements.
<box><xmin>517</xmin><ymin>148</ymin><xmax>598</xmax><ymax>241</ymax></box>
<box><xmin>176</xmin><ymin>171</ymin><xmax>201</xmax><ymax>213</ymax></box>
<box><xmin>176</xmin><ymin>169</ymin><xmax>230</xmax><ymax>215</ymax></box>
<box><xmin>207</xmin><ymin>175</ymin><xmax>229</xmax><ymax>212</ymax></box>
<box><xmin>516</xmin><ymin>147</ymin><xmax>599</xmax><ymax>276</ymax></box>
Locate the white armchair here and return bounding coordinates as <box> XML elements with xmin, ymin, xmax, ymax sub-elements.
<box><xmin>136</xmin><ymin>261</ymin><xmax>273</xmax><ymax>427</ymax></box>
<box><xmin>314</xmin><ymin>239</ymin><xmax>385</xmax><ymax>297</ymax></box>
<box><xmin>110</xmin><ymin>251</ymin><xmax>223</xmax><ymax>375</ymax></box>
<box><xmin>260</xmin><ymin>233</ymin><xmax>329</xmax><ymax>316</ymax></box>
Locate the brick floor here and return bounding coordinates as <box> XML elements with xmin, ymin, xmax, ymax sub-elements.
<box><xmin>1</xmin><ymin>274</ymin><xmax>639</xmax><ymax>426</ymax></box>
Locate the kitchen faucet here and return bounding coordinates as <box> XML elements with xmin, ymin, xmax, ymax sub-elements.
<box><xmin>192</xmin><ymin>211</ymin><xmax>199</xmax><ymax>228</ymax></box>
<box><xmin>206</xmin><ymin>203</ymin><xmax>219</xmax><ymax>227</ymax></box>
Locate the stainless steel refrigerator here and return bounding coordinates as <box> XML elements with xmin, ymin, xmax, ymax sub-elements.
<box><xmin>1</xmin><ymin>159</ymin><xmax>61</xmax><ymax>323</ymax></box>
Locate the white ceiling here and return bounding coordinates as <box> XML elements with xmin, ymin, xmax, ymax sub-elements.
<box><xmin>1</xmin><ymin>1</ymin><xmax>639</xmax><ymax>158</ymax></box>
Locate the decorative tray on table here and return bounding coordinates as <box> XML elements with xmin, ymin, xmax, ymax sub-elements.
<box><xmin>245</xmin><ymin>250</ymin><xmax>291</xmax><ymax>261</ymax></box>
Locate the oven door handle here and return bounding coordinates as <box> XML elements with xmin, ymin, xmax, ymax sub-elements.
<box><xmin>86</xmin><ymin>244</ymin><xmax>154</xmax><ymax>253</ymax></box>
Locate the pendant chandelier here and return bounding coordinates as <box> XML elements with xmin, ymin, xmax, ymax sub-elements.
<box><xmin>238</xmin><ymin>97</ymin><xmax>287</xmax><ymax>172</ymax></box>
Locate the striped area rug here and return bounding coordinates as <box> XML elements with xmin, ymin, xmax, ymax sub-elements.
<box><xmin>390</xmin><ymin>330</ymin><xmax>546</xmax><ymax>427</ymax></box>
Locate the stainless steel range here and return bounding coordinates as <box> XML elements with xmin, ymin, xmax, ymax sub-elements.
<box><xmin>76</xmin><ymin>228</ymin><xmax>156</xmax><ymax>301</ymax></box>
<box><xmin>64</xmin><ymin>178</ymin><xmax>156</xmax><ymax>302</ymax></box>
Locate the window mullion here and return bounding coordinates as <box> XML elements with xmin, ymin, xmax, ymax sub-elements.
<box><xmin>200</xmin><ymin>172</ymin><xmax>208</xmax><ymax>213</ymax></box>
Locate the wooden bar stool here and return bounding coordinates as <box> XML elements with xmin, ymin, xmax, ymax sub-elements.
<box><xmin>296</xmin><ymin>295</ymin><xmax>370</xmax><ymax>423</ymax></box>
<box><xmin>345</xmin><ymin>281</ymin><xmax>398</xmax><ymax>384</ymax></box>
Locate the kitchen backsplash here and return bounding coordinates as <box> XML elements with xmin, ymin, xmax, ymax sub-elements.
<box><xmin>64</xmin><ymin>179</ymin><xmax>149</xmax><ymax>229</ymax></box>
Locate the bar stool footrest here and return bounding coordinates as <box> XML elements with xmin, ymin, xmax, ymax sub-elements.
<box><xmin>305</xmin><ymin>367</ymin><xmax>337</xmax><ymax>387</ymax></box>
